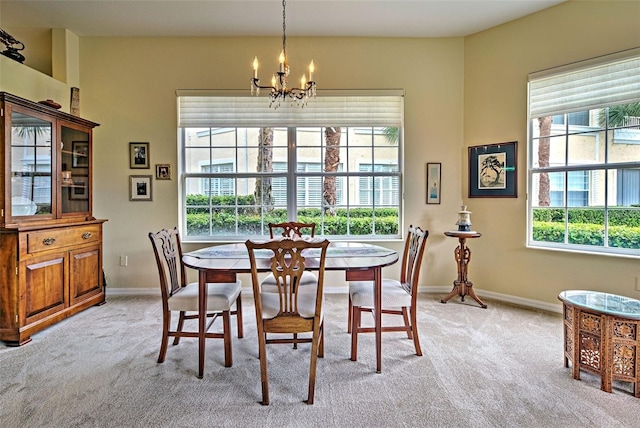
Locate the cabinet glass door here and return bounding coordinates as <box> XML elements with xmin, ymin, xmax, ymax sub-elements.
<box><xmin>10</xmin><ymin>111</ymin><xmax>53</xmax><ymax>217</ymax></box>
<box><xmin>60</xmin><ymin>125</ymin><xmax>90</xmax><ymax>214</ymax></box>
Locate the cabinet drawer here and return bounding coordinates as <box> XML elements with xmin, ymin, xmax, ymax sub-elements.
<box><xmin>26</xmin><ymin>225</ymin><xmax>101</xmax><ymax>254</ymax></box>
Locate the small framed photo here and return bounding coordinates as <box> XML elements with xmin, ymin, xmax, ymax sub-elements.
<box><xmin>468</xmin><ymin>141</ymin><xmax>517</xmax><ymax>198</ymax></box>
<box><xmin>129</xmin><ymin>175</ymin><xmax>153</xmax><ymax>201</ymax></box>
<box><xmin>155</xmin><ymin>164</ymin><xmax>171</xmax><ymax>180</ymax></box>
<box><xmin>426</xmin><ymin>162</ymin><xmax>441</xmax><ymax>204</ymax></box>
<box><xmin>72</xmin><ymin>141</ymin><xmax>89</xmax><ymax>168</ymax></box>
<box><xmin>70</xmin><ymin>176</ymin><xmax>89</xmax><ymax>200</ymax></box>
<box><xmin>129</xmin><ymin>142</ymin><xmax>150</xmax><ymax>169</ymax></box>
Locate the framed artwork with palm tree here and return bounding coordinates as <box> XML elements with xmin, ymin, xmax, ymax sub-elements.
<box><xmin>468</xmin><ymin>141</ymin><xmax>517</xmax><ymax>198</ymax></box>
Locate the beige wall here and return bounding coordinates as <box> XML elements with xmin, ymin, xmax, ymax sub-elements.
<box><xmin>1</xmin><ymin>0</ymin><xmax>638</xmax><ymax>310</ymax></box>
<box><xmin>75</xmin><ymin>35</ymin><xmax>463</xmax><ymax>294</ymax></box>
<box><xmin>463</xmin><ymin>0</ymin><xmax>640</xmax><ymax>305</ymax></box>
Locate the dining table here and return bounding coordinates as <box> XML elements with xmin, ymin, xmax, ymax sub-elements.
<box><xmin>182</xmin><ymin>240</ymin><xmax>399</xmax><ymax>378</ymax></box>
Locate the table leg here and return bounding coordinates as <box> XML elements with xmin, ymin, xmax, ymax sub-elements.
<box><xmin>198</xmin><ymin>270</ymin><xmax>206</xmax><ymax>379</ymax></box>
<box><xmin>374</xmin><ymin>266</ymin><xmax>382</xmax><ymax>374</ymax></box>
<box><xmin>440</xmin><ymin>237</ymin><xmax>487</xmax><ymax>309</ymax></box>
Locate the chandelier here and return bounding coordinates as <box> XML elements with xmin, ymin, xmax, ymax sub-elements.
<box><xmin>251</xmin><ymin>0</ymin><xmax>316</xmax><ymax>109</ymax></box>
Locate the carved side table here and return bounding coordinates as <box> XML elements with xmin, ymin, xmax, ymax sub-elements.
<box><xmin>440</xmin><ymin>231</ymin><xmax>487</xmax><ymax>309</ymax></box>
<box><xmin>559</xmin><ymin>290</ymin><xmax>640</xmax><ymax>397</ymax></box>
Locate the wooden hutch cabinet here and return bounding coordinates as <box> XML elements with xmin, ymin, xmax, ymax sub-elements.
<box><xmin>0</xmin><ymin>92</ymin><xmax>107</xmax><ymax>346</ymax></box>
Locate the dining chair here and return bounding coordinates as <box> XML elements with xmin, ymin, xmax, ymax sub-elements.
<box><xmin>262</xmin><ymin>222</ymin><xmax>318</xmax><ymax>349</ymax></box>
<box><xmin>148</xmin><ymin>227</ymin><xmax>243</xmax><ymax>372</ymax></box>
<box><xmin>262</xmin><ymin>221</ymin><xmax>318</xmax><ymax>290</ymax></box>
<box><xmin>348</xmin><ymin>225</ymin><xmax>429</xmax><ymax>361</ymax></box>
<box><xmin>246</xmin><ymin>237</ymin><xmax>330</xmax><ymax>405</ymax></box>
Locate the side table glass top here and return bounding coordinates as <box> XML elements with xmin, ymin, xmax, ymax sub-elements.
<box><xmin>559</xmin><ymin>290</ymin><xmax>640</xmax><ymax>320</ymax></box>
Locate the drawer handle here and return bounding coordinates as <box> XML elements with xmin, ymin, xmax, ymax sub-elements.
<box><xmin>82</xmin><ymin>232</ymin><xmax>93</xmax><ymax>239</ymax></box>
<box><xmin>43</xmin><ymin>237</ymin><xmax>56</xmax><ymax>245</ymax></box>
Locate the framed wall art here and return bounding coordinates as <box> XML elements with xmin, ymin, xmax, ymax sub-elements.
<box><xmin>155</xmin><ymin>164</ymin><xmax>171</xmax><ymax>180</ymax></box>
<box><xmin>468</xmin><ymin>141</ymin><xmax>517</xmax><ymax>198</ymax></box>
<box><xmin>129</xmin><ymin>142</ymin><xmax>150</xmax><ymax>169</ymax></box>
<box><xmin>426</xmin><ymin>162</ymin><xmax>441</xmax><ymax>204</ymax></box>
<box><xmin>129</xmin><ymin>175</ymin><xmax>153</xmax><ymax>201</ymax></box>
<box><xmin>72</xmin><ymin>141</ymin><xmax>89</xmax><ymax>167</ymax></box>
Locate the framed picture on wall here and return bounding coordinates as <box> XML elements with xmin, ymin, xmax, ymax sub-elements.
<box><xmin>468</xmin><ymin>141</ymin><xmax>517</xmax><ymax>198</ymax></box>
<box><xmin>426</xmin><ymin>162</ymin><xmax>441</xmax><ymax>204</ymax></box>
<box><xmin>155</xmin><ymin>164</ymin><xmax>171</xmax><ymax>180</ymax></box>
<box><xmin>129</xmin><ymin>175</ymin><xmax>153</xmax><ymax>201</ymax></box>
<box><xmin>129</xmin><ymin>142</ymin><xmax>150</xmax><ymax>169</ymax></box>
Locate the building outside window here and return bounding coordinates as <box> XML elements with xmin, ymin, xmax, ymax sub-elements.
<box><xmin>527</xmin><ymin>48</ymin><xmax>640</xmax><ymax>255</ymax></box>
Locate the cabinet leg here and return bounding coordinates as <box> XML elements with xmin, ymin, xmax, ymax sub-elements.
<box><xmin>2</xmin><ymin>337</ymin><xmax>32</xmax><ymax>347</ymax></box>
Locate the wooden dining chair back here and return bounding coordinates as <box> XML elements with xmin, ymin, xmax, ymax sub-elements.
<box><xmin>268</xmin><ymin>221</ymin><xmax>316</xmax><ymax>239</ymax></box>
<box><xmin>348</xmin><ymin>225</ymin><xmax>429</xmax><ymax>361</ymax></box>
<box><xmin>263</xmin><ymin>222</ymin><xmax>319</xmax><ymax>351</ymax></box>
<box><xmin>148</xmin><ymin>227</ymin><xmax>243</xmax><ymax>374</ymax></box>
<box><xmin>246</xmin><ymin>237</ymin><xmax>330</xmax><ymax>405</ymax></box>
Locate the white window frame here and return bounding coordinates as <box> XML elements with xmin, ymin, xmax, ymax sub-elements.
<box><xmin>527</xmin><ymin>47</ymin><xmax>640</xmax><ymax>257</ymax></box>
<box><xmin>177</xmin><ymin>90</ymin><xmax>404</xmax><ymax>242</ymax></box>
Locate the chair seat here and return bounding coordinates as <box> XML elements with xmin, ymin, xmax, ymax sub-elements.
<box><xmin>261</xmin><ymin>271</ymin><xmax>318</xmax><ymax>293</ymax></box>
<box><xmin>260</xmin><ymin>291</ymin><xmax>323</xmax><ymax>320</ymax></box>
<box><xmin>349</xmin><ymin>279</ymin><xmax>411</xmax><ymax>309</ymax></box>
<box><xmin>168</xmin><ymin>280</ymin><xmax>242</xmax><ymax>312</ymax></box>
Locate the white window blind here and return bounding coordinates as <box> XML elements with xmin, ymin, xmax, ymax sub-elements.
<box><xmin>529</xmin><ymin>47</ymin><xmax>640</xmax><ymax>118</ymax></box>
<box><xmin>177</xmin><ymin>89</ymin><xmax>404</xmax><ymax>127</ymax></box>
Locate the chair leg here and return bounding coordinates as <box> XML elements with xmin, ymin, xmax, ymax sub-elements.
<box><xmin>347</xmin><ymin>295</ymin><xmax>352</xmax><ymax>333</ymax></box>
<box><xmin>235</xmin><ymin>295</ymin><xmax>244</xmax><ymax>339</ymax></box>
<box><xmin>410</xmin><ymin>308</ymin><xmax>422</xmax><ymax>356</ymax></box>
<box><xmin>258</xmin><ymin>332</ymin><xmax>270</xmax><ymax>405</ymax></box>
<box><xmin>402</xmin><ymin>307</ymin><xmax>412</xmax><ymax>339</ymax></box>
<box><xmin>293</xmin><ymin>333</ymin><xmax>298</xmax><ymax>349</ymax></box>
<box><xmin>306</xmin><ymin>328</ymin><xmax>321</xmax><ymax>405</ymax></box>
<box><xmin>173</xmin><ymin>311</ymin><xmax>186</xmax><ymax>345</ymax></box>
<box><xmin>350</xmin><ymin>306</ymin><xmax>361</xmax><ymax>361</ymax></box>
<box><xmin>223</xmin><ymin>310</ymin><xmax>233</xmax><ymax>367</ymax></box>
<box><xmin>158</xmin><ymin>310</ymin><xmax>171</xmax><ymax>363</ymax></box>
<box><xmin>318</xmin><ymin>322</ymin><xmax>325</xmax><ymax>358</ymax></box>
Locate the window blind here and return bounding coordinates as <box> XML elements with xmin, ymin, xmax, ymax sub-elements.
<box><xmin>529</xmin><ymin>47</ymin><xmax>640</xmax><ymax>118</ymax></box>
<box><xmin>177</xmin><ymin>89</ymin><xmax>404</xmax><ymax>127</ymax></box>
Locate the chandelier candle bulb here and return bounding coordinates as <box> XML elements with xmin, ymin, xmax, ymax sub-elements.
<box><xmin>253</xmin><ymin>56</ymin><xmax>259</xmax><ymax>78</ymax></box>
<box><xmin>309</xmin><ymin>60</ymin><xmax>314</xmax><ymax>81</ymax></box>
<box><xmin>279</xmin><ymin>51</ymin><xmax>285</xmax><ymax>72</ymax></box>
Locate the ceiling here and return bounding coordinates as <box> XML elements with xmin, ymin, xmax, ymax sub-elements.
<box><xmin>1</xmin><ymin>0</ymin><xmax>566</xmax><ymax>38</ymax></box>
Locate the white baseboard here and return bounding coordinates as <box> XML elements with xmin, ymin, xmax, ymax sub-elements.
<box><xmin>106</xmin><ymin>284</ymin><xmax>563</xmax><ymax>313</ymax></box>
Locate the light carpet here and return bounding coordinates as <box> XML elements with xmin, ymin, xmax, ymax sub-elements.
<box><xmin>1</xmin><ymin>293</ymin><xmax>639</xmax><ymax>427</ymax></box>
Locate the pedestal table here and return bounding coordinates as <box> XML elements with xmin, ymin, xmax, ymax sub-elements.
<box><xmin>440</xmin><ymin>231</ymin><xmax>487</xmax><ymax>308</ymax></box>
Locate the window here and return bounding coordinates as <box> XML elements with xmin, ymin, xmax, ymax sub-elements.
<box><xmin>178</xmin><ymin>91</ymin><xmax>403</xmax><ymax>241</ymax></box>
<box><xmin>359</xmin><ymin>164</ymin><xmax>399</xmax><ymax>205</ymax></box>
<box><xmin>201</xmin><ymin>163</ymin><xmax>234</xmax><ymax>196</ymax></box>
<box><xmin>549</xmin><ymin>171</ymin><xmax>590</xmax><ymax>207</ymax></box>
<box><xmin>528</xmin><ymin>48</ymin><xmax>640</xmax><ymax>255</ymax></box>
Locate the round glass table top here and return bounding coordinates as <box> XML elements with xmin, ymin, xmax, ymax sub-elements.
<box><xmin>559</xmin><ymin>290</ymin><xmax>640</xmax><ymax>319</ymax></box>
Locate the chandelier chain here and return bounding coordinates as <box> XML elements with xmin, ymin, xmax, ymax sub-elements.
<box><xmin>282</xmin><ymin>0</ymin><xmax>287</xmax><ymax>58</ymax></box>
